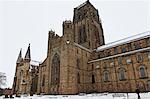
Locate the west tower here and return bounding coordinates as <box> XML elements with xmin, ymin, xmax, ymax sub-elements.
<box><xmin>73</xmin><ymin>0</ymin><xmax>105</xmax><ymax>50</ymax></box>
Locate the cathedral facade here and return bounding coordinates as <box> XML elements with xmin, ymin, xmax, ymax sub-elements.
<box><xmin>13</xmin><ymin>0</ymin><xmax>150</xmax><ymax>95</ymax></box>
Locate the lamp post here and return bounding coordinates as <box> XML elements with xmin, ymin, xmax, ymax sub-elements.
<box><xmin>135</xmin><ymin>89</ymin><xmax>141</xmax><ymax>99</ymax></box>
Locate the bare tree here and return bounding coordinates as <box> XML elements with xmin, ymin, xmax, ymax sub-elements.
<box><xmin>0</xmin><ymin>72</ymin><xmax>6</xmax><ymax>88</ymax></box>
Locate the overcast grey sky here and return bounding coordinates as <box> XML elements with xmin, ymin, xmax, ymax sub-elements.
<box><xmin>0</xmin><ymin>0</ymin><xmax>150</xmax><ymax>88</ymax></box>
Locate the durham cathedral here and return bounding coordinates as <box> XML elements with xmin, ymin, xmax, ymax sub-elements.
<box><xmin>12</xmin><ymin>0</ymin><xmax>150</xmax><ymax>95</ymax></box>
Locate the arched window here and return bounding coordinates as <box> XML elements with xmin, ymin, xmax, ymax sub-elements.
<box><xmin>139</xmin><ymin>66</ymin><xmax>146</xmax><ymax>78</ymax></box>
<box><xmin>76</xmin><ymin>58</ymin><xmax>80</xmax><ymax>69</ymax></box>
<box><xmin>147</xmin><ymin>81</ymin><xmax>150</xmax><ymax>91</ymax></box>
<box><xmin>20</xmin><ymin>70</ymin><xmax>24</xmax><ymax>84</ymax></box>
<box><xmin>78</xmin><ymin>25</ymin><xmax>87</xmax><ymax>44</ymax></box>
<box><xmin>77</xmin><ymin>73</ymin><xmax>80</xmax><ymax>84</ymax></box>
<box><xmin>103</xmin><ymin>71</ymin><xmax>109</xmax><ymax>82</ymax></box>
<box><xmin>82</xmin><ymin>25</ymin><xmax>86</xmax><ymax>42</ymax></box>
<box><xmin>122</xmin><ymin>47</ymin><xmax>127</xmax><ymax>53</ymax></box>
<box><xmin>20</xmin><ymin>70</ymin><xmax>23</xmax><ymax>79</ymax></box>
<box><xmin>119</xmin><ymin>69</ymin><xmax>126</xmax><ymax>81</ymax></box>
<box><xmin>92</xmin><ymin>64</ymin><xmax>94</xmax><ymax>70</ymax></box>
<box><xmin>118</xmin><ymin>57</ymin><xmax>122</xmax><ymax>65</ymax></box>
<box><xmin>136</xmin><ymin>53</ymin><xmax>143</xmax><ymax>62</ymax></box>
<box><xmin>51</xmin><ymin>53</ymin><xmax>60</xmax><ymax>85</ymax></box>
<box><xmin>92</xmin><ymin>75</ymin><xmax>95</xmax><ymax>84</ymax></box>
<box><xmin>42</xmin><ymin>75</ymin><xmax>45</xmax><ymax>86</ymax></box>
<box><xmin>93</xmin><ymin>25</ymin><xmax>100</xmax><ymax>47</ymax></box>
<box><xmin>114</xmin><ymin>47</ymin><xmax>118</xmax><ymax>54</ymax></box>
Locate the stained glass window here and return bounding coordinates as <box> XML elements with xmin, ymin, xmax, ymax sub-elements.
<box><xmin>51</xmin><ymin>53</ymin><xmax>60</xmax><ymax>85</ymax></box>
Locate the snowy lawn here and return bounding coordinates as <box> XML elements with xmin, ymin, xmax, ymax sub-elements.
<box><xmin>0</xmin><ymin>92</ymin><xmax>150</xmax><ymax>99</ymax></box>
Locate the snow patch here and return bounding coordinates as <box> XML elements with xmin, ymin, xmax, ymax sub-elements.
<box><xmin>0</xmin><ymin>92</ymin><xmax>150</xmax><ymax>99</ymax></box>
<box><xmin>97</xmin><ymin>31</ymin><xmax>150</xmax><ymax>52</ymax></box>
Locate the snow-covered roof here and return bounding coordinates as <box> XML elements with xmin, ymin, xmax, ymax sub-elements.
<box><xmin>74</xmin><ymin>43</ymin><xmax>92</xmax><ymax>53</ymax></box>
<box><xmin>29</xmin><ymin>60</ymin><xmax>40</xmax><ymax>72</ymax></box>
<box><xmin>30</xmin><ymin>60</ymin><xmax>40</xmax><ymax>66</ymax></box>
<box><xmin>96</xmin><ymin>31</ymin><xmax>150</xmax><ymax>52</ymax></box>
<box><xmin>90</xmin><ymin>47</ymin><xmax>150</xmax><ymax>63</ymax></box>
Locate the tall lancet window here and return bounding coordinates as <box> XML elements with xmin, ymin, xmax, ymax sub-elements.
<box><xmin>78</xmin><ymin>25</ymin><xmax>87</xmax><ymax>44</ymax></box>
<box><xmin>103</xmin><ymin>71</ymin><xmax>109</xmax><ymax>82</ymax></box>
<box><xmin>76</xmin><ymin>58</ymin><xmax>80</xmax><ymax>69</ymax></box>
<box><xmin>119</xmin><ymin>68</ymin><xmax>126</xmax><ymax>81</ymax></box>
<box><xmin>51</xmin><ymin>53</ymin><xmax>60</xmax><ymax>85</ymax></box>
<box><xmin>94</xmin><ymin>25</ymin><xmax>100</xmax><ymax>47</ymax></box>
<box><xmin>42</xmin><ymin>75</ymin><xmax>45</xmax><ymax>86</ymax></box>
<box><xmin>20</xmin><ymin>70</ymin><xmax>24</xmax><ymax>84</ymax></box>
<box><xmin>92</xmin><ymin>74</ymin><xmax>95</xmax><ymax>84</ymax></box>
<box><xmin>77</xmin><ymin>73</ymin><xmax>80</xmax><ymax>84</ymax></box>
<box><xmin>139</xmin><ymin>66</ymin><xmax>146</xmax><ymax>78</ymax></box>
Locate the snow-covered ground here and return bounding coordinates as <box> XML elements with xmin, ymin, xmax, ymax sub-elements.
<box><xmin>0</xmin><ymin>92</ymin><xmax>150</xmax><ymax>99</ymax></box>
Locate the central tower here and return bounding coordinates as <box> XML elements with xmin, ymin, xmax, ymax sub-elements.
<box><xmin>73</xmin><ymin>0</ymin><xmax>105</xmax><ymax>49</ymax></box>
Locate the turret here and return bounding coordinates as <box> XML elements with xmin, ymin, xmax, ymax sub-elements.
<box><xmin>73</xmin><ymin>0</ymin><xmax>105</xmax><ymax>49</ymax></box>
<box><xmin>63</xmin><ymin>20</ymin><xmax>73</xmax><ymax>43</ymax></box>
<box><xmin>16</xmin><ymin>48</ymin><xmax>23</xmax><ymax>64</ymax></box>
<box><xmin>47</xmin><ymin>30</ymin><xmax>61</xmax><ymax>55</ymax></box>
<box><xmin>49</xmin><ymin>30</ymin><xmax>60</xmax><ymax>39</ymax></box>
<box><xmin>24</xmin><ymin>44</ymin><xmax>31</xmax><ymax>62</ymax></box>
<box><xmin>63</xmin><ymin>20</ymin><xmax>72</xmax><ymax>35</ymax></box>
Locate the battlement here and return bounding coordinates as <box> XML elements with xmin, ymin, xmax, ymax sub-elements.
<box><xmin>49</xmin><ymin>30</ymin><xmax>61</xmax><ymax>40</ymax></box>
<box><xmin>63</xmin><ymin>20</ymin><xmax>73</xmax><ymax>34</ymax></box>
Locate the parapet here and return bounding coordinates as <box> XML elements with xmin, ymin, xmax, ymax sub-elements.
<box><xmin>48</xmin><ymin>29</ymin><xmax>61</xmax><ymax>42</ymax></box>
<box><xmin>63</xmin><ymin>20</ymin><xmax>73</xmax><ymax>32</ymax></box>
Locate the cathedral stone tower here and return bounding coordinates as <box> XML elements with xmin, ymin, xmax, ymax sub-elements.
<box><xmin>12</xmin><ymin>44</ymin><xmax>39</xmax><ymax>95</ymax></box>
<box><xmin>73</xmin><ymin>0</ymin><xmax>105</xmax><ymax>50</ymax></box>
<box><xmin>13</xmin><ymin>0</ymin><xmax>150</xmax><ymax>95</ymax></box>
<box><xmin>37</xmin><ymin>0</ymin><xmax>105</xmax><ymax>95</ymax></box>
